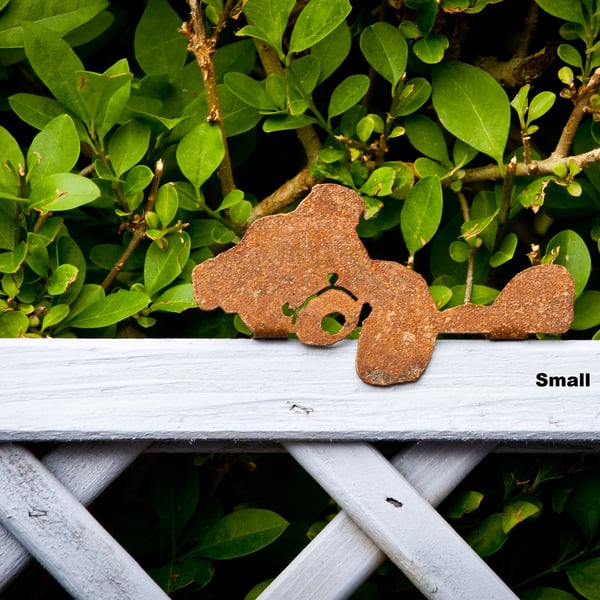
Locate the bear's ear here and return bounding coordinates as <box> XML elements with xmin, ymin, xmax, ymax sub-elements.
<box><xmin>296</xmin><ymin>184</ymin><xmax>364</xmax><ymax>225</ymax></box>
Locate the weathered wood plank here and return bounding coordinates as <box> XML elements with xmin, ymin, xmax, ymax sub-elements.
<box><xmin>259</xmin><ymin>442</ymin><xmax>495</xmax><ymax>600</ymax></box>
<box><xmin>0</xmin><ymin>339</ymin><xmax>597</xmax><ymax>441</ymax></box>
<box><xmin>0</xmin><ymin>444</ymin><xmax>167</xmax><ymax>600</ymax></box>
<box><xmin>0</xmin><ymin>442</ymin><xmax>147</xmax><ymax>591</ymax></box>
<box><xmin>285</xmin><ymin>442</ymin><xmax>516</xmax><ymax>599</ymax></box>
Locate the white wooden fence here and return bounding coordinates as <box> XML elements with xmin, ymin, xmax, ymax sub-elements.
<box><xmin>0</xmin><ymin>338</ymin><xmax>597</xmax><ymax>599</ymax></box>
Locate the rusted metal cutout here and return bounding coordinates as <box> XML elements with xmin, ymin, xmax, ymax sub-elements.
<box><xmin>193</xmin><ymin>184</ymin><xmax>575</xmax><ymax>386</ymax></box>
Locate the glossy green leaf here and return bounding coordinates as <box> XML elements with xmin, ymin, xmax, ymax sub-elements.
<box><xmin>60</xmin><ymin>284</ymin><xmax>105</xmax><ymax>327</ymax></box>
<box><xmin>432</xmin><ymin>61</ymin><xmax>510</xmax><ymax>165</ymax></box>
<box><xmin>311</xmin><ymin>22</ymin><xmax>351</xmax><ymax>84</ymax></box>
<box><xmin>286</xmin><ymin>55</ymin><xmax>320</xmax><ymax>97</ymax></box>
<box><xmin>489</xmin><ymin>232</ymin><xmax>518</xmax><ymax>267</ymax></box>
<box><xmin>149</xmin><ymin>558</ymin><xmax>213</xmax><ymax>594</ymax></box>
<box><xmin>519</xmin><ymin>587</ymin><xmax>578</xmax><ymax>600</ymax></box>
<box><xmin>155</xmin><ymin>185</ymin><xmax>179</xmax><ymax>228</ymax></box>
<box><xmin>108</xmin><ymin>120</ymin><xmax>151</xmax><ymax>177</ymax></box>
<box><xmin>134</xmin><ymin>0</ymin><xmax>188</xmax><ymax>76</ymax></box>
<box><xmin>360</xmin><ymin>167</ymin><xmax>396</xmax><ymax>197</ymax></box>
<box><xmin>465</xmin><ymin>514</ymin><xmax>508</xmax><ymax>557</ymax></box>
<box><xmin>558</xmin><ymin>43</ymin><xmax>583</xmax><ymax>70</ymax></box>
<box><xmin>528</xmin><ymin>91</ymin><xmax>556</xmax><ymax>122</ymax></box>
<box><xmin>219</xmin><ymin>85</ymin><xmax>262</xmax><ymax>137</ymax></box>
<box><xmin>56</xmin><ymin>236</ymin><xmax>87</xmax><ymax>305</ymax></box>
<box><xmin>189</xmin><ymin>219</ymin><xmax>236</xmax><ymax>247</ymax></box>
<box><xmin>25</xmin><ymin>233</ymin><xmax>49</xmax><ymax>277</ymax></box>
<box><xmin>41</xmin><ymin>304</ymin><xmax>70</xmax><ymax>332</ymax></box>
<box><xmin>447</xmin><ymin>284</ymin><xmax>499</xmax><ymax>306</ymax></box>
<box><xmin>289</xmin><ymin>0</ymin><xmax>351</xmax><ymax>54</ymax></box>
<box><xmin>176</xmin><ymin>123</ymin><xmax>224</xmax><ymax>190</ymax></box>
<box><xmin>413</xmin><ymin>34</ymin><xmax>448</xmax><ymax>64</ymax></box>
<box><xmin>150</xmin><ymin>283</ymin><xmax>197</xmax><ymax>313</ymax></box>
<box><xmin>501</xmin><ymin>498</ymin><xmax>540</xmax><ymax>533</ymax></box>
<box><xmin>566</xmin><ymin>558</ymin><xmax>600</xmax><ymax>600</ymax></box>
<box><xmin>144</xmin><ymin>232</ymin><xmax>191</xmax><ymax>297</ymax></box>
<box><xmin>429</xmin><ymin>285</ymin><xmax>452</xmax><ymax>309</ymax></box>
<box><xmin>29</xmin><ymin>174</ymin><xmax>100</xmax><ymax>211</ymax></box>
<box><xmin>446</xmin><ymin>490</ymin><xmax>484</xmax><ymax>519</ymax></box>
<box><xmin>263</xmin><ymin>114</ymin><xmax>317</xmax><ymax>132</ymax></box>
<box><xmin>213</xmin><ymin>40</ymin><xmax>256</xmax><ymax>83</ymax></box>
<box><xmin>0</xmin><ymin>126</ymin><xmax>24</xmax><ymax>197</ymax></box>
<box><xmin>566</xmin><ymin>475</ymin><xmax>600</xmax><ymax>541</ymax></box>
<box><xmin>328</xmin><ymin>74</ymin><xmax>370</xmax><ymax>120</ymax></box>
<box><xmin>0</xmin><ymin>311</ymin><xmax>29</xmax><ymax>337</ymax></box>
<box><xmin>239</xmin><ymin>0</ymin><xmax>295</xmax><ymax>59</ymax></box>
<box><xmin>360</xmin><ymin>22</ymin><xmax>408</xmax><ymax>89</ymax></box>
<box><xmin>217</xmin><ymin>189</ymin><xmax>245</xmax><ymax>212</ymax></box>
<box><xmin>190</xmin><ymin>508</ymin><xmax>288</xmax><ymax>559</ymax></box>
<box><xmin>68</xmin><ymin>289</ymin><xmax>150</xmax><ymax>328</ymax></box>
<box><xmin>401</xmin><ymin>175</ymin><xmax>443</xmax><ymax>255</ymax></box>
<box><xmin>405</xmin><ymin>114</ymin><xmax>450</xmax><ymax>165</ymax></box>
<box><xmin>224</xmin><ymin>72</ymin><xmax>275</xmax><ymax>110</ymax></box>
<box><xmin>0</xmin><ymin>0</ymin><xmax>109</xmax><ymax>66</ymax></box>
<box><xmin>22</xmin><ymin>21</ymin><xmax>87</xmax><ymax>120</ymax></box>
<box><xmin>571</xmin><ymin>291</ymin><xmax>600</xmax><ymax>330</ymax></box>
<box><xmin>392</xmin><ymin>77</ymin><xmax>432</xmax><ymax>117</ymax></box>
<box><xmin>48</xmin><ymin>264</ymin><xmax>79</xmax><ymax>296</ymax></box>
<box><xmin>0</xmin><ymin>241</ymin><xmax>26</xmax><ymax>273</ymax></box>
<box><xmin>544</xmin><ymin>229</ymin><xmax>591</xmax><ymax>297</ymax></box>
<box><xmin>534</xmin><ymin>0</ymin><xmax>585</xmax><ymax>25</ymax></box>
<box><xmin>449</xmin><ymin>240</ymin><xmax>471</xmax><ymax>263</ymax></box>
<box><xmin>27</xmin><ymin>115</ymin><xmax>79</xmax><ymax>180</ymax></box>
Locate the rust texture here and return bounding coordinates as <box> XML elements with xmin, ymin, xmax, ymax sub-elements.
<box><xmin>193</xmin><ymin>184</ymin><xmax>575</xmax><ymax>386</ymax></box>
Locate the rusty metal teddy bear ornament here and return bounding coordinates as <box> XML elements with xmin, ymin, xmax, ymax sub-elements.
<box><xmin>193</xmin><ymin>184</ymin><xmax>575</xmax><ymax>386</ymax></box>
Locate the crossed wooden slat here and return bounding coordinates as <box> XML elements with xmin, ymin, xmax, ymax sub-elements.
<box><xmin>0</xmin><ymin>339</ymin><xmax>597</xmax><ymax>598</ymax></box>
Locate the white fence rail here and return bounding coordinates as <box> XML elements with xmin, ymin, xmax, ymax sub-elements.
<box><xmin>0</xmin><ymin>339</ymin><xmax>597</xmax><ymax>599</ymax></box>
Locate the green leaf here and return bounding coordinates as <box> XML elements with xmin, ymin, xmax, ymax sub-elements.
<box><xmin>48</xmin><ymin>264</ymin><xmax>79</xmax><ymax>296</ymax></box>
<box><xmin>151</xmin><ymin>457</ymin><xmax>199</xmax><ymax>544</ymax></box>
<box><xmin>465</xmin><ymin>514</ymin><xmax>508</xmax><ymax>557</ymax></box>
<box><xmin>217</xmin><ymin>189</ymin><xmax>245</xmax><ymax>211</ymax></box>
<box><xmin>432</xmin><ymin>61</ymin><xmax>510</xmax><ymax>165</ymax></box>
<box><xmin>76</xmin><ymin>62</ymin><xmax>133</xmax><ymax>135</ymax></box>
<box><xmin>9</xmin><ymin>93</ymin><xmax>91</xmax><ymax>144</ymax></box>
<box><xmin>413</xmin><ymin>34</ymin><xmax>448</xmax><ymax>64</ymax></box>
<box><xmin>41</xmin><ymin>304</ymin><xmax>70</xmax><ymax>332</ymax></box>
<box><xmin>566</xmin><ymin>475</ymin><xmax>600</xmax><ymax>541</ymax></box>
<box><xmin>404</xmin><ymin>114</ymin><xmax>450</xmax><ymax>165</ymax></box>
<box><xmin>263</xmin><ymin>114</ymin><xmax>317</xmax><ymax>132</ymax></box>
<box><xmin>400</xmin><ymin>175</ymin><xmax>443</xmax><ymax>255</ymax></box>
<box><xmin>311</xmin><ymin>22</ymin><xmax>351</xmax><ymax>84</ymax></box>
<box><xmin>558</xmin><ymin>43</ymin><xmax>583</xmax><ymax>71</ymax></box>
<box><xmin>68</xmin><ymin>289</ymin><xmax>150</xmax><ymax>328</ymax></box>
<box><xmin>60</xmin><ymin>283</ymin><xmax>105</xmax><ymax>327</ymax></box>
<box><xmin>55</xmin><ymin>236</ymin><xmax>87</xmax><ymax>305</ymax></box>
<box><xmin>189</xmin><ymin>219</ymin><xmax>236</xmax><ymax>247</ymax></box>
<box><xmin>501</xmin><ymin>498</ymin><xmax>541</xmax><ymax>533</ymax></box>
<box><xmin>26</xmin><ymin>115</ymin><xmax>79</xmax><ymax>181</ymax></box>
<box><xmin>108</xmin><ymin>120</ymin><xmax>151</xmax><ymax>177</ymax></box>
<box><xmin>528</xmin><ymin>91</ymin><xmax>556</xmax><ymax>122</ymax></box>
<box><xmin>0</xmin><ymin>126</ymin><xmax>24</xmax><ymax>197</ymax></box>
<box><xmin>29</xmin><ymin>173</ymin><xmax>100</xmax><ymax>211</ymax></box>
<box><xmin>328</xmin><ymin>74</ymin><xmax>370</xmax><ymax>121</ymax></box>
<box><xmin>447</xmin><ymin>284</ymin><xmax>499</xmax><ymax>306</ymax></box>
<box><xmin>155</xmin><ymin>184</ymin><xmax>179</xmax><ymax>228</ymax></box>
<box><xmin>134</xmin><ymin>0</ymin><xmax>188</xmax><ymax>76</ymax></box>
<box><xmin>289</xmin><ymin>0</ymin><xmax>351</xmax><ymax>54</ymax></box>
<box><xmin>567</xmin><ymin>558</ymin><xmax>600</xmax><ymax>600</ymax></box>
<box><xmin>0</xmin><ymin>0</ymin><xmax>109</xmax><ymax>65</ymax></box>
<box><xmin>489</xmin><ymin>232</ymin><xmax>518</xmax><ymax>267</ymax></box>
<box><xmin>360</xmin><ymin>22</ymin><xmax>408</xmax><ymax>89</ymax></box>
<box><xmin>149</xmin><ymin>558</ymin><xmax>213</xmax><ymax>594</ymax></box>
<box><xmin>144</xmin><ymin>232</ymin><xmax>191</xmax><ymax>297</ymax></box>
<box><xmin>544</xmin><ymin>229</ymin><xmax>591</xmax><ymax>297</ymax></box>
<box><xmin>213</xmin><ymin>40</ymin><xmax>256</xmax><ymax>83</ymax></box>
<box><xmin>360</xmin><ymin>166</ymin><xmax>396</xmax><ymax>197</ymax></box>
<box><xmin>26</xmin><ymin>233</ymin><xmax>49</xmax><ymax>277</ymax></box>
<box><xmin>534</xmin><ymin>0</ymin><xmax>585</xmax><ymax>25</ymax></box>
<box><xmin>392</xmin><ymin>77</ymin><xmax>431</xmax><ymax>117</ymax></box>
<box><xmin>0</xmin><ymin>311</ymin><xmax>29</xmax><ymax>337</ymax></box>
<box><xmin>0</xmin><ymin>241</ymin><xmax>26</xmax><ymax>273</ymax></box>
<box><xmin>239</xmin><ymin>0</ymin><xmax>295</xmax><ymax>60</ymax></box>
<box><xmin>449</xmin><ymin>240</ymin><xmax>472</xmax><ymax>263</ymax></box>
<box><xmin>190</xmin><ymin>508</ymin><xmax>288</xmax><ymax>559</ymax></box>
<box><xmin>176</xmin><ymin>123</ymin><xmax>224</xmax><ymax>190</ymax></box>
<box><xmin>22</xmin><ymin>21</ymin><xmax>87</xmax><ymax>120</ymax></box>
<box><xmin>219</xmin><ymin>84</ymin><xmax>262</xmax><ymax>137</ymax></box>
<box><xmin>446</xmin><ymin>490</ymin><xmax>484</xmax><ymax>519</ymax></box>
<box><xmin>571</xmin><ymin>291</ymin><xmax>600</xmax><ymax>330</ymax></box>
<box><xmin>150</xmin><ymin>283</ymin><xmax>197</xmax><ymax>313</ymax></box>
<box><xmin>519</xmin><ymin>588</ymin><xmax>578</xmax><ymax>600</ymax></box>
<box><xmin>224</xmin><ymin>72</ymin><xmax>275</xmax><ymax>110</ymax></box>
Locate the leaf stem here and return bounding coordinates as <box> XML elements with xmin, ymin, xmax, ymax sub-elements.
<box><xmin>183</xmin><ymin>0</ymin><xmax>236</xmax><ymax>196</ymax></box>
<box><xmin>101</xmin><ymin>159</ymin><xmax>164</xmax><ymax>291</ymax></box>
